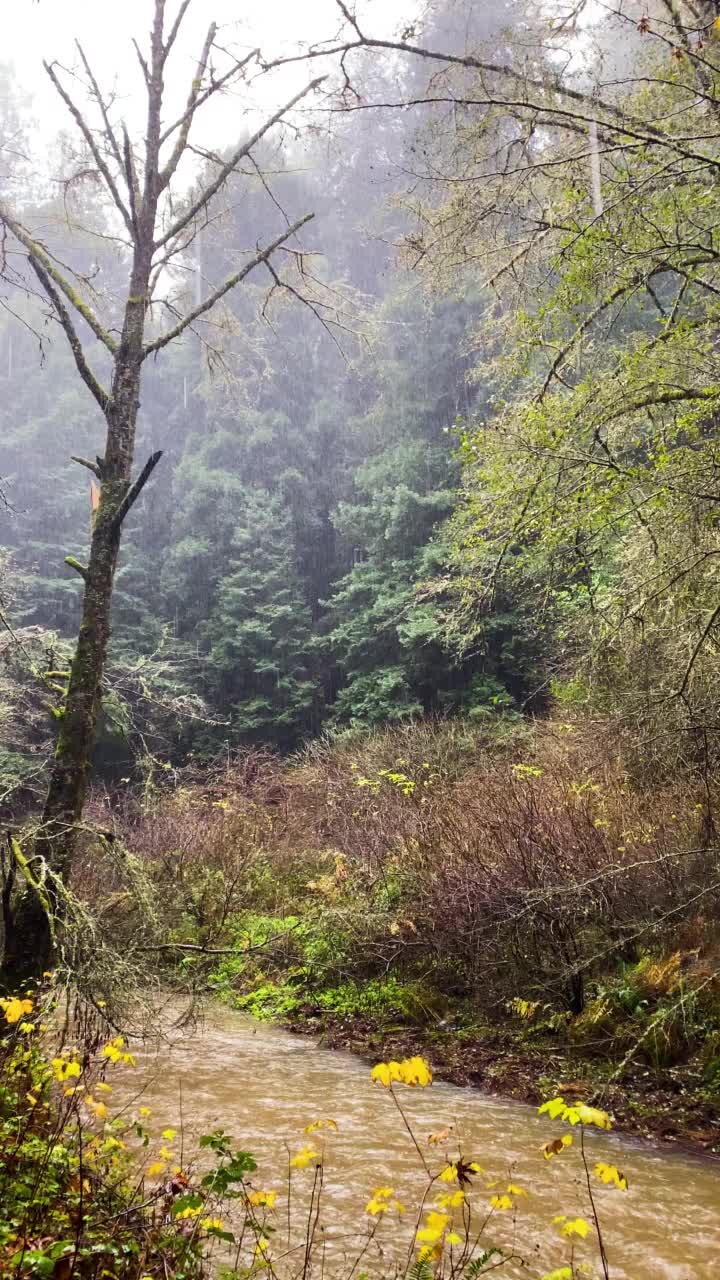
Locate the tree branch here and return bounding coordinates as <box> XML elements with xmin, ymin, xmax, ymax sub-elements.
<box><xmin>158</xmin><ymin>21</ymin><xmax>217</xmax><ymax>192</ymax></box>
<box><xmin>43</xmin><ymin>60</ymin><xmax>134</xmax><ymax>238</ymax></box>
<box><xmin>71</xmin><ymin>456</ymin><xmax>102</xmax><ymax>478</ymax></box>
<box><xmin>155</xmin><ymin>78</ymin><xmax>324</xmax><ymax>250</ymax></box>
<box><xmin>27</xmin><ymin>258</ymin><xmax>110</xmax><ymax>412</ymax></box>
<box><xmin>144</xmin><ymin>213</ymin><xmax>314</xmax><ymax>355</ymax></box>
<box><xmin>110</xmin><ymin>451</ymin><xmax>164</xmax><ymax>531</ymax></box>
<box><xmin>0</xmin><ymin>203</ymin><xmax>117</xmax><ymax>353</ymax></box>
<box><xmin>74</xmin><ymin>41</ymin><xmax>125</xmax><ymax>176</ymax></box>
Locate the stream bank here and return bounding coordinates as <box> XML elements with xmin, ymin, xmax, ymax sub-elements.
<box><xmin>242</xmin><ymin>1008</ymin><xmax>720</xmax><ymax>1157</ymax></box>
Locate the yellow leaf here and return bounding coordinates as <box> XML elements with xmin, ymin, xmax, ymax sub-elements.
<box><xmin>398</xmin><ymin>1055</ymin><xmax>432</xmax><ymax>1087</ymax></box>
<box><xmin>490</xmin><ymin>1195</ymin><xmax>513</xmax><ymax>1212</ymax></box>
<box><xmin>594</xmin><ymin>1161</ymin><xmax>628</xmax><ymax>1191</ymax></box>
<box><xmin>543</xmin><ymin>1135</ymin><xmax>573</xmax><ymax>1159</ymax></box>
<box><xmin>538</xmin><ymin>1096</ymin><xmax>566</xmax><ymax>1120</ymax></box>
<box><xmin>249</xmin><ymin>1190</ymin><xmax>277</xmax><ymax>1208</ymax></box>
<box><xmin>0</xmin><ymin>997</ymin><xmax>33</xmax><ymax>1024</ymax></box>
<box><xmin>176</xmin><ymin>1204</ymin><xmax>202</xmax><ymax>1220</ymax></box>
<box><xmin>366</xmin><ymin>1198</ymin><xmax>390</xmax><ymax>1215</ymax></box>
<box><xmin>427</xmin><ymin>1127</ymin><xmax>452</xmax><ymax>1145</ymax></box>
<box><xmin>437</xmin><ymin>1189</ymin><xmax>465</xmax><ymax>1209</ymax></box>
<box><xmin>52</xmin><ymin>1058</ymin><xmax>81</xmax><ymax>1083</ymax></box>
<box><xmin>290</xmin><ymin>1145</ymin><xmax>320</xmax><ymax>1169</ymax></box>
<box><xmin>560</xmin><ymin>1217</ymin><xmax>590</xmax><ymax>1238</ymax></box>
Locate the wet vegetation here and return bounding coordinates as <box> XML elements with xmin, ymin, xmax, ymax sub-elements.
<box><xmin>3</xmin><ymin>0</ymin><xmax>720</xmax><ymax>1275</ymax></box>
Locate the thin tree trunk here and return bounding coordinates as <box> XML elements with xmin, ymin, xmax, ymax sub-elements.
<box><xmin>1</xmin><ymin>308</ymin><xmax>149</xmax><ymax>985</ymax></box>
<box><xmin>0</xmin><ymin>0</ymin><xmax>318</xmax><ymax>986</ymax></box>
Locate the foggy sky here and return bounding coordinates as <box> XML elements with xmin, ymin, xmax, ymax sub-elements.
<box><xmin>7</xmin><ymin>0</ymin><xmax>416</xmax><ymax>151</ymax></box>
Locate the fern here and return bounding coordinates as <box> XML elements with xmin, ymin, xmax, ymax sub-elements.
<box><xmin>463</xmin><ymin>1249</ymin><xmax>504</xmax><ymax>1278</ymax></box>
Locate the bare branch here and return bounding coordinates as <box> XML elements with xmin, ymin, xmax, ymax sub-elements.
<box><xmin>144</xmin><ymin>212</ymin><xmax>314</xmax><ymax>354</ymax></box>
<box><xmin>0</xmin><ymin>204</ymin><xmax>117</xmax><ymax>353</ymax></box>
<box><xmin>162</xmin><ymin>0</ymin><xmax>193</xmax><ymax>60</ymax></box>
<box><xmin>74</xmin><ymin>41</ymin><xmax>125</xmax><ymax>176</ymax></box>
<box><xmin>43</xmin><ymin>60</ymin><xmax>134</xmax><ymax>237</ymax></box>
<box><xmin>158</xmin><ymin>47</ymin><xmax>258</xmax><ymax>149</ymax></box>
<box><xmin>71</xmin><ymin>456</ymin><xmax>102</xmax><ymax>479</ymax></box>
<box><xmin>156</xmin><ymin>78</ymin><xmax>325</xmax><ymax>250</ymax></box>
<box><xmin>158</xmin><ymin>21</ymin><xmax>217</xmax><ymax>192</ymax></box>
<box><xmin>27</xmin><ymin>258</ymin><xmax>110</xmax><ymax>412</ymax></box>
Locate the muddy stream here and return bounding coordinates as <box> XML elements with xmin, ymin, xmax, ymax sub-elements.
<box><xmin>118</xmin><ymin>1005</ymin><xmax>720</xmax><ymax>1280</ymax></box>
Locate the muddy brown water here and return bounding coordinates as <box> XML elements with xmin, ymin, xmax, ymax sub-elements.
<box><xmin>115</xmin><ymin>1005</ymin><xmax>720</xmax><ymax>1280</ymax></box>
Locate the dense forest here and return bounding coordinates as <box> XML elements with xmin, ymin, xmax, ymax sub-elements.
<box><xmin>2</xmin><ymin>2</ymin><xmax>720</xmax><ymax>1278</ymax></box>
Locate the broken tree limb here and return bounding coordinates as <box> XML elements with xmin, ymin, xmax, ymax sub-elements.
<box><xmin>71</xmin><ymin>455</ymin><xmax>102</xmax><ymax>479</ymax></box>
<box><xmin>110</xmin><ymin>450</ymin><xmax>163</xmax><ymax>531</ymax></box>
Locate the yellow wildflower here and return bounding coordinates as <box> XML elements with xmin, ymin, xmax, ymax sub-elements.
<box><xmin>147</xmin><ymin>1161</ymin><xmax>165</xmax><ymax>1177</ymax></box>
<box><xmin>26</xmin><ymin>1093</ymin><xmax>38</xmax><ymax>1106</ymax></box>
<box><xmin>139</xmin><ymin>1107</ymin><xmax>152</xmax><ymax>1118</ymax></box>
<box><xmin>96</xmin><ymin>1082</ymin><xmax>113</xmax><ymax>1094</ymax></box>
<box><xmin>439</xmin><ymin>1163</ymin><xmax>458</xmax><ymax>1182</ymax></box>
<box><xmin>161</xmin><ymin>1128</ymin><xmax>177</xmax><ymax>1141</ymax></box>
<box><xmin>86</xmin><ymin>1097</ymin><xmax>108</xmax><ymax>1121</ymax></box>
<box><xmin>160</xmin><ymin>1146</ymin><xmax>174</xmax><ymax>1160</ymax></box>
<box><xmin>201</xmin><ymin>1217</ymin><xmax>225</xmax><ymax>1231</ymax></box>
<box><xmin>19</xmin><ymin>1022</ymin><xmax>35</xmax><ymax>1034</ymax></box>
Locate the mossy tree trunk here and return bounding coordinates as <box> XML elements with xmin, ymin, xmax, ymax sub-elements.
<box><xmin>0</xmin><ymin>0</ymin><xmax>318</xmax><ymax>985</ymax></box>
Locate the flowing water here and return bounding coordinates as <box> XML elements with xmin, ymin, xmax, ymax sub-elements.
<box><xmin>118</xmin><ymin>1005</ymin><xmax>720</xmax><ymax>1280</ymax></box>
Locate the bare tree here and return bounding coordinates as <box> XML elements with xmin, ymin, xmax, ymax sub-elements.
<box><xmin>0</xmin><ymin>0</ymin><xmax>324</xmax><ymax>982</ymax></box>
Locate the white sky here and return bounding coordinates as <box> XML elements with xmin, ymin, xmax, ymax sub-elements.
<box><xmin>6</xmin><ymin>0</ymin><xmax>415</xmax><ymax>151</ymax></box>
